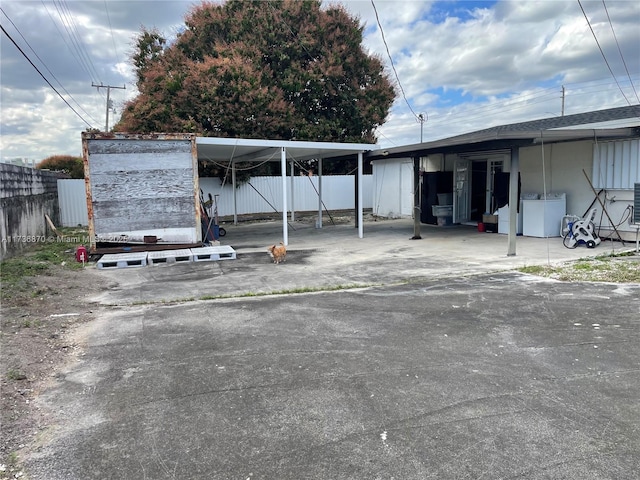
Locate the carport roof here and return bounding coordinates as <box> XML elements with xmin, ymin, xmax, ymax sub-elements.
<box><xmin>196</xmin><ymin>137</ymin><xmax>376</xmax><ymax>163</ymax></box>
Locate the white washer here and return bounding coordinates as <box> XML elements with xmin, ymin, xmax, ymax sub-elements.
<box><xmin>522</xmin><ymin>193</ymin><xmax>566</xmax><ymax>238</ymax></box>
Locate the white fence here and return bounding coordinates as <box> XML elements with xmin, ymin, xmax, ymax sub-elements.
<box><xmin>58</xmin><ymin>175</ymin><xmax>372</xmax><ymax>227</ymax></box>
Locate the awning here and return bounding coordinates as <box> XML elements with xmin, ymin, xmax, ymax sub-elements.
<box><xmin>196</xmin><ymin>137</ymin><xmax>376</xmax><ymax>244</ymax></box>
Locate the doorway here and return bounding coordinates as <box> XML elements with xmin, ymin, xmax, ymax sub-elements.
<box><xmin>470</xmin><ymin>161</ymin><xmax>487</xmax><ymax>222</ymax></box>
<box><xmin>465</xmin><ymin>158</ymin><xmax>504</xmax><ymax>223</ymax></box>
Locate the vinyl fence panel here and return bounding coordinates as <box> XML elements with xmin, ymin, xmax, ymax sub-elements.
<box><xmin>199</xmin><ymin>175</ymin><xmax>372</xmax><ymax>217</ymax></box>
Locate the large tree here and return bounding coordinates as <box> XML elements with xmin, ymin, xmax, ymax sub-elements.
<box><xmin>115</xmin><ymin>0</ymin><xmax>395</xmax><ymax>147</ymax></box>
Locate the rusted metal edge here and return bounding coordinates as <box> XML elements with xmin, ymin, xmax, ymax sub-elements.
<box><xmin>81</xmin><ymin>132</ymin><xmax>196</xmax><ymax>141</ymax></box>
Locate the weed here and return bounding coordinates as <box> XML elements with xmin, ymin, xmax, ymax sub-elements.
<box><xmin>518</xmin><ymin>265</ymin><xmax>546</xmax><ymax>275</ymax></box>
<box><xmin>517</xmin><ymin>253</ymin><xmax>640</xmax><ymax>283</ymax></box>
<box><xmin>0</xmin><ymin>228</ymin><xmax>87</xmax><ymax>292</ymax></box>
<box><xmin>6</xmin><ymin>369</ymin><xmax>27</xmax><ymax>381</ymax></box>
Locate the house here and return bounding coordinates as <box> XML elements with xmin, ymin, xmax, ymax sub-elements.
<box><xmin>368</xmin><ymin>105</ymin><xmax>640</xmax><ymax>250</ymax></box>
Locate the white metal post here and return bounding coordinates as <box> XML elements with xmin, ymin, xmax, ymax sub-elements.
<box><xmin>508</xmin><ymin>147</ymin><xmax>519</xmax><ymax>256</ymax></box>
<box><xmin>317</xmin><ymin>158</ymin><xmax>323</xmax><ymax>229</ymax></box>
<box><xmin>358</xmin><ymin>152</ymin><xmax>363</xmax><ymax>238</ymax></box>
<box><xmin>232</xmin><ymin>161</ymin><xmax>238</xmax><ymax>225</ymax></box>
<box><xmin>281</xmin><ymin>147</ymin><xmax>288</xmax><ymax>245</ymax></box>
<box><xmin>290</xmin><ymin>160</ymin><xmax>295</xmax><ymax>222</ymax></box>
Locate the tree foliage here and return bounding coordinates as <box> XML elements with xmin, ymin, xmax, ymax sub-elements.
<box><xmin>36</xmin><ymin>155</ymin><xmax>84</xmax><ymax>179</ymax></box>
<box><xmin>116</xmin><ymin>0</ymin><xmax>395</xmax><ymax>149</ymax></box>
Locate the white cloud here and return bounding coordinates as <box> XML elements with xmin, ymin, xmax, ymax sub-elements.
<box><xmin>1</xmin><ymin>0</ymin><xmax>638</xmax><ymax>160</ymax></box>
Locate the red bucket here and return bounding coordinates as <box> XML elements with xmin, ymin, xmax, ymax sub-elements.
<box><xmin>477</xmin><ymin>222</ymin><xmax>485</xmax><ymax>233</ymax></box>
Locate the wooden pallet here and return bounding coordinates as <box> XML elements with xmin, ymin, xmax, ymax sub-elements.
<box><xmin>147</xmin><ymin>249</ymin><xmax>193</xmax><ymax>266</ymax></box>
<box><xmin>190</xmin><ymin>245</ymin><xmax>237</xmax><ymax>262</ymax></box>
<box><xmin>96</xmin><ymin>252</ymin><xmax>148</xmax><ymax>269</ymax></box>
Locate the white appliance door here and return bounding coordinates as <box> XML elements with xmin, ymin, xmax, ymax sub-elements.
<box><xmin>453</xmin><ymin>158</ymin><xmax>470</xmax><ymax>224</ymax></box>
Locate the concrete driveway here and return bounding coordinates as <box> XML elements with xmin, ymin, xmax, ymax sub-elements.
<box><xmin>27</xmin><ymin>218</ymin><xmax>640</xmax><ymax>479</ymax></box>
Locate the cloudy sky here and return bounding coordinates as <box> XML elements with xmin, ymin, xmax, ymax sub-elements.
<box><xmin>1</xmin><ymin>0</ymin><xmax>639</xmax><ymax>162</ymax></box>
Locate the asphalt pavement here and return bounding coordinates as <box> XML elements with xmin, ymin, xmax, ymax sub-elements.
<box><xmin>26</xmin><ymin>217</ymin><xmax>640</xmax><ymax>479</ymax></box>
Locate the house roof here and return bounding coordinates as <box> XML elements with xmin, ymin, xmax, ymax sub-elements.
<box><xmin>367</xmin><ymin>104</ymin><xmax>640</xmax><ymax>160</ymax></box>
<box><xmin>196</xmin><ymin>137</ymin><xmax>375</xmax><ymax>164</ymax></box>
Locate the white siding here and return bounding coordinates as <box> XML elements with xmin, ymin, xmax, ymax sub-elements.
<box><xmin>592</xmin><ymin>139</ymin><xmax>640</xmax><ymax>189</ymax></box>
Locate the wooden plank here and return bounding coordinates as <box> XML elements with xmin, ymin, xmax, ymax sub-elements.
<box><xmin>88</xmin><ymin>151</ymin><xmax>193</xmax><ymax>174</ymax></box>
<box><xmin>88</xmin><ymin>139</ymin><xmax>192</xmax><ymax>156</ymax></box>
<box><xmin>90</xmin><ymin>169</ymin><xmax>194</xmax><ymax>201</ymax></box>
<box><xmin>93</xmin><ymin>197</ymin><xmax>197</xmax><ymax>231</ymax></box>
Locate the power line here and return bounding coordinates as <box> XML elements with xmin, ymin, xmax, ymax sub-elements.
<box><xmin>0</xmin><ymin>23</ymin><xmax>93</xmax><ymax>128</ymax></box>
<box><xmin>41</xmin><ymin>0</ymin><xmax>93</xmax><ymax>83</ymax></box>
<box><xmin>602</xmin><ymin>0</ymin><xmax>640</xmax><ymax>104</ymax></box>
<box><xmin>577</xmin><ymin>0</ymin><xmax>632</xmax><ymax>106</ymax></box>
<box><xmin>0</xmin><ymin>7</ymin><xmax>101</xmax><ymax>125</ymax></box>
<box><xmin>103</xmin><ymin>0</ymin><xmax>122</xmax><ymax>68</ymax></box>
<box><xmin>370</xmin><ymin>0</ymin><xmax>422</xmax><ymax>123</ymax></box>
<box><xmin>421</xmin><ymin>75</ymin><xmax>639</xmax><ymax>129</ymax></box>
<box><xmin>52</xmin><ymin>0</ymin><xmax>102</xmax><ymax>84</ymax></box>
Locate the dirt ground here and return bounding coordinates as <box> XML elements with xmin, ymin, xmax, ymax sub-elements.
<box><xmin>0</xmin><ymin>263</ymin><xmax>110</xmax><ymax>477</ymax></box>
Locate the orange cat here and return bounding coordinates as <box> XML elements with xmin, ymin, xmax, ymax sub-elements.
<box><xmin>267</xmin><ymin>242</ymin><xmax>287</xmax><ymax>264</ymax></box>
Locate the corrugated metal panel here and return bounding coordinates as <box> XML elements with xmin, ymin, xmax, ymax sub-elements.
<box><xmin>57</xmin><ymin>179</ymin><xmax>88</xmax><ymax>226</ymax></box>
<box><xmin>592</xmin><ymin>139</ymin><xmax>640</xmax><ymax>189</ymax></box>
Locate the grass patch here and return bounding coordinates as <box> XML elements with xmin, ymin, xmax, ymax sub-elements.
<box><xmin>6</xmin><ymin>369</ymin><xmax>27</xmax><ymax>381</ymax></box>
<box><xmin>199</xmin><ymin>283</ymin><xmax>373</xmax><ymax>301</ymax></box>
<box><xmin>518</xmin><ymin>252</ymin><xmax>640</xmax><ymax>283</ymax></box>
<box><xmin>1</xmin><ymin>227</ymin><xmax>88</xmax><ymax>293</ymax></box>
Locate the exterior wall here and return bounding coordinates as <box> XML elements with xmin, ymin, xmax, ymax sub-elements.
<box><xmin>374</xmin><ymin>138</ymin><xmax>639</xmax><ymax>240</ymax></box>
<box><xmin>519</xmin><ymin>140</ymin><xmax>594</xmax><ymax>216</ymax></box>
<box><xmin>1</xmin><ymin>164</ymin><xmax>61</xmax><ymax>260</ymax></box>
<box><xmin>519</xmin><ymin>139</ymin><xmax>639</xmax><ymax>241</ymax></box>
<box><xmin>422</xmin><ymin>154</ymin><xmax>444</xmax><ymax>172</ymax></box>
<box><xmin>83</xmin><ymin>133</ymin><xmax>200</xmax><ymax>249</ymax></box>
<box><xmin>371</xmin><ymin>158</ymin><xmax>414</xmax><ymax>218</ymax></box>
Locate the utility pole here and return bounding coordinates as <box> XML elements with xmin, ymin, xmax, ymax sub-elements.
<box><xmin>418</xmin><ymin>113</ymin><xmax>426</xmax><ymax>143</ymax></box>
<box><xmin>561</xmin><ymin>85</ymin><xmax>565</xmax><ymax>117</ymax></box>
<box><xmin>92</xmin><ymin>83</ymin><xmax>125</xmax><ymax>131</ymax></box>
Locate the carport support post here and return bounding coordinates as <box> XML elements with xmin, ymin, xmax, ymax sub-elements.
<box><xmin>232</xmin><ymin>160</ymin><xmax>238</xmax><ymax>225</ymax></box>
<box><xmin>281</xmin><ymin>147</ymin><xmax>288</xmax><ymax>246</ymax></box>
<box><xmin>507</xmin><ymin>147</ymin><xmax>520</xmax><ymax>256</ymax></box>
<box><xmin>412</xmin><ymin>155</ymin><xmax>422</xmax><ymax>239</ymax></box>
<box><xmin>358</xmin><ymin>152</ymin><xmax>363</xmax><ymax>238</ymax></box>
<box><xmin>290</xmin><ymin>160</ymin><xmax>295</xmax><ymax>222</ymax></box>
<box><xmin>317</xmin><ymin>158</ymin><xmax>323</xmax><ymax>229</ymax></box>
